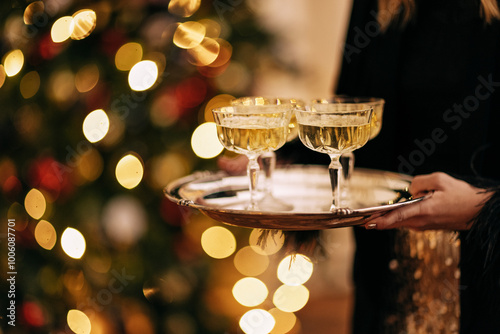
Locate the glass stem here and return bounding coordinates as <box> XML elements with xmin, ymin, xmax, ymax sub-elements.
<box><xmin>260</xmin><ymin>151</ymin><xmax>276</xmax><ymax>196</ymax></box>
<box><xmin>247</xmin><ymin>155</ymin><xmax>260</xmax><ymax>210</ymax></box>
<box><xmin>328</xmin><ymin>154</ymin><xmax>342</xmax><ymax>211</ymax></box>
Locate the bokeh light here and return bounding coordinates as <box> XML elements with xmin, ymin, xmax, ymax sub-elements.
<box><xmin>0</xmin><ymin>65</ymin><xmax>6</xmax><ymax>88</ymax></box>
<box><xmin>47</xmin><ymin>68</ymin><xmax>77</xmax><ymax>107</ymax></box>
<box><xmin>61</xmin><ymin>228</ymin><xmax>86</xmax><ymax>259</ymax></box>
<box><xmin>3</xmin><ymin>49</ymin><xmax>24</xmax><ymax>77</ymax></box>
<box><xmin>277</xmin><ymin>254</ymin><xmax>313</xmax><ymax>286</ymax></box>
<box><xmin>25</xmin><ymin>188</ymin><xmax>46</xmax><ymax>220</ymax></box>
<box><xmin>67</xmin><ymin>309</ymin><xmax>91</xmax><ymax>334</ymax></box>
<box><xmin>168</xmin><ymin>0</ymin><xmax>201</xmax><ymax>17</ymax></box>
<box><xmin>115</xmin><ymin>153</ymin><xmax>144</xmax><ymax>189</ymax></box>
<box><xmin>70</xmin><ymin>9</ymin><xmax>97</xmax><ymax>40</ymax></box>
<box><xmin>173</xmin><ymin>21</ymin><xmax>206</xmax><ymax>49</ymax></box>
<box><xmin>20</xmin><ymin>71</ymin><xmax>41</xmax><ymax>99</ymax></box>
<box><xmin>35</xmin><ymin>220</ymin><xmax>57</xmax><ymax>250</ymax></box>
<box><xmin>239</xmin><ymin>309</ymin><xmax>275</xmax><ymax>334</ymax></box>
<box><xmin>75</xmin><ymin>64</ymin><xmax>99</xmax><ymax>93</ymax></box>
<box><xmin>201</xmin><ymin>226</ymin><xmax>236</xmax><ymax>259</ymax></box>
<box><xmin>268</xmin><ymin>308</ymin><xmax>297</xmax><ymax>334</ymax></box>
<box><xmin>191</xmin><ymin>122</ymin><xmax>224</xmax><ymax>159</ymax></box>
<box><xmin>51</xmin><ymin>16</ymin><xmax>73</xmax><ymax>43</ymax></box>
<box><xmin>115</xmin><ymin>42</ymin><xmax>143</xmax><ymax>71</ymax></box>
<box><xmin>75</xmin><ymin>148</ymin><xmax>104</xmax><ymax>183</ymax></box>
<box><xmin>272</xmin><ymin>285</ymin><xmax>310</xmax><ymax>313</ymax></box>
<box><xmin>249</xmin><ymin>229</ymin><xmax>284</xmax><ymax>255</ymax></box>
<box><xmin>22</xmin><ymin>301</ymin><xmax>46</xmax><ymax>328</ymax></box>
<box><xmin>82</xmin><ymin>109</ymin><xmax>110</xmax><ymax>143</ymax></box>
<box><xmin>24</xmin><ymin>1</ymin><xmax>45</xmax><ymax>25</ymax></box>
<box><xmin>204</xmin><ymin>94</ymin><xmax>235</xmax><ymax>122</ymax></box>
<box><xmin>187</xmin><ymin>37</ymin><xmax>220</xmax><ymax>66</ymax></box>
<box><xmin>128</xmin><ymin>60</ymin><xmax>158</xmax><ymax>91</ymax></box>
<box><xmin>199</xmin><ymin>19</ymin><xmax>221</xmax><ymax>38</ymax></box>
<box><xmin>234</xmin><ymin>246</ymin><xmax>269</xmax><ymax>276</ymax></box>
<box><xmin>102</xmin><ymin>195</ymin><xmax>147</xmax><ymax>248</ymax></box>
<box><xmin>232</xmin><ymin>277</ymin><xmax>268</xmax><ymax>307</ymax></box>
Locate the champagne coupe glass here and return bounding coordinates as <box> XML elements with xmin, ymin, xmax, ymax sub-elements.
<box><xmin>231</xmin><ymin>97</ymin><xmax>304</xmax><ymax>211</ymax></box>
<box><xmin>295</xmin><ymin>103</ymin><xmax>373</xmax><ymax>212</ymax></box>
<box><xmin>212</xmin><ymin>105</ymin><xmax>292</xmax><ymax>211</ymax></box>
<box><xmin>313</xmin><ymin>97</ymin><xmax>385</xmax><ymax>204</ymax></box>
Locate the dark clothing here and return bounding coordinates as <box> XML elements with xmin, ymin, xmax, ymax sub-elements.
<box><xmin>336</xmin><ymin>0</ymin><xmax>500</xmax><ymax>333</ymax></box>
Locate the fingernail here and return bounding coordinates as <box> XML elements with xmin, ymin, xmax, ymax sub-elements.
<box><xmin>366</xmin><ymin>223</ymin><xmax>377</xmax><ymax>230</ymax></box>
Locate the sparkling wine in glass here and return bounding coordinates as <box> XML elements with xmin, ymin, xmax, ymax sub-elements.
<box><xmin>212</xmin><ymin>105</ymin><xmax>292</xmax><ymax>211</ymax></box>
<box><xmin>231</xmin><ymin>97</ymin><xmax>304</xmax><ymax>211</ymax></box>
<box><xmin>312</xmin><ymin>97</ymin><xmax>385</xmax><ymax>205</ymax></box>
<box><xmin>295</xmin><ymin>103</ymin><xmax>372</xmax><ymax>212</ymax></box>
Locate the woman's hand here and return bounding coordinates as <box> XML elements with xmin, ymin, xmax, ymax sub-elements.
<box><xmin>364</xmin><ymin>172</ymin><xmax>492</xmax><ymax>231</ymax></box>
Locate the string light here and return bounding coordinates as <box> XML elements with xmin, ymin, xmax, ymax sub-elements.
<box><xmin>201</xmin><ymin>226</ymin><xmax>236</xmax><ymax>259</ymax></box>
<box><xmin>128</xmin><ymin>60</ymin><xmax>158</xmax><ymax>91</ymax></box>
<box><xmin>115</xmin><ymin>153</ymin><xmax>144</xmax><ymax>189</ymax></box>
<box><xmin>67</xmin><ymin>309</ymin><xmax>91</xmax><ymax>334</ymax></box>
<box><xmin>61</xmin><ymin>228</ymin><xmax>86</xmax><ymax>259</ymax></box>
<box><xmin>34</xmin><ymin>220</ymin><xmax>57</xmax><ymax>250</ymax></box>
<box><xmin>239</xmin><ymin>309</ymin><xmax>275</xmax><ymax>334</ymax></box>
<box><xmin>232</xmin><ymin>277</ymin><xmax>268</xmax><ymax>307</ymax></box>
<box><xmin>3</xmin><ymin>49</ymin><xmax>24</xmax><ymax>77</ymax></box>
<box><xmin>277</xmin><ymin>254</ymin><xmax>313</xmax><ymax>286</ymax></box>
<box><xmin>191</xmin><ymin>122</ymin><xmax>224</xmax><ymax>159</ymax></box>
<box><xmin>24</xmin><ymin>188</ymin><xmax>46</xmax><ymax>220</ymax></box>
<box><xmin>82</xmin><ymin>109</ymin><xmax>110</xmax><ymax>143</ymax></box>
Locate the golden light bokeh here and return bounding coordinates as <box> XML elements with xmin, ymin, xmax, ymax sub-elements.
<box><xmin>277</xmin><ymin>254</ymin><xmax>313</xmax><ymax>286</ymax></box>
<box><xmin>199</xmin><ymin>19</ymin><xmax>221</xmax><ymax>38</ymax></box>
<box><xmin>187</xmin><ymin>37</ymin><xmax>220</xmax><ymax>66</ymax></box>
<box><xmin>234</xmin><ymin>246</ymin><xmax>269</xmax><ymax>277</ymax></box>
<box><xmin>268</xmin><ymin>308</ymin><xmax>297</xmax><ymax>334</ymax></box>
<box><xmin>61</xmin><ymin>227</ymin><xmax>86</xmax><ymax>259</ymax></box>
<box><xmin>191</xmin><ymin>122</ymin><xmax>224</xmax><ymax>159</ymax></box>
<box><xmin>70</xmin><ymin>9</ymin><xmax>97</xmax><ymax>40</ymax></box>
<box><xmin>173</xmin><ymin>21</ymin><xmax>206</xmax><ymax>49</ymax></box>
<box><xmin>76</xmin><ymin>148</ymin><xmax>104</xmax><ymax>183</ymax></box>
<box><xmin>82</xmin><ymin>109</ymin><xmax>110</xmax><ymax>143</ymax></box>
<box><xmin>168</xmin><ymin>0</ymin><xmax>201</xmax><ymax>17</ymax></box>
<box><xmin>24</xmin><ymin>1</ymin><xmax>45</xmax><ymax>25</ymax></box>
<box><xmin>115</xmin><ymin>153</ymin><xmax>144</xmax><ymax>189</ymax></box>
<box><xmin>249</xmin><ymin>229</ymin><xmax>284</xmax><ymax>256</ymax></box>
<box><xmin>272</xmin><ymin>284</ymin><xmax>310</xmax><ymax>313</ymax></box>
<box><xmin>239</xmin><ymin>309</ymin><xmax>275</xmax><ymax>334</ymax></box>
<box><xmin>147</xmin><ymin>151</ymin><xmax>191</xmax><ymax>190</ymax></box>
<box><xmin>232</xmin><ymin>277</ymin><xmax>268</xmax><ymax>307</ymax></box>
<box><xmin>203</xmin><ymin>94</ymin><xmax>235</xmax><ymax>122</ymax></box>
<box><xmin>115</xmin><ymin>42</ymin><xmax>143</xmax><ymax>71</ymax></box>
<box><xmin>208</xmin><ymin>38</ymin><xmax>232</xmax><ymax>68</ymax></box>
<box><xmin>20</xmin><ymin>71</ymin><xmax>41</xmax><ymax>99</ymax></box>
<box><xmin>128</xmin><ymin>60</ymin><xmax>158</xmax><ymax>91</ymax></box>
<box><xmin>0</xmin><ymin>65</ymin><xmax>6</xmax><ymax>88</ymax></box>
<box><xmin>75</xmin><ymin>64</ymin><xmax>100</xmax><ymax>93</ymax></box>
<box><xmin>51</xmin><ymin>16</ymin><xmax>73</xmax><ymax>43</ymax></box>
<box><xmin>25</xmin><ymin>188</ymin><xmax>46</xmax><ymax>220</ymax></box>
<box><xmin>34</xmin><ymin>220</ymin><xmax>57</xmax><ymax>250</ymax></box>
<box><xmin>3</xmin><ymin>49</ymin><xmax>24</xmax><ymax>77</ymax></box>
<box><xmin>67</xmin><ymin>309</ymin><xmax>91</xmax><ymax>334</ymax></box>
<box><xmin>201</xmin><ymin>226</ymin><xmax>236</xmax><ymax>259</ymax></box>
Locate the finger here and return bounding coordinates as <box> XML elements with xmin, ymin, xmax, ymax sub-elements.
<box><xmin>409</xmin><ymin>172</ymin><xmax>447</xmax><ymax>195</ymax></box>
<box><xmin>365</xmin><ymin>201</ymin><xmax>424</xmax><ymax>230</ymax></box>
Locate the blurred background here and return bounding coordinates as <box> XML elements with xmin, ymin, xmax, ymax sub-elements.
<box><xmin>0</xmin><ymin>0</ymin><xmax>355</xmax><ymax>333</ymax></box>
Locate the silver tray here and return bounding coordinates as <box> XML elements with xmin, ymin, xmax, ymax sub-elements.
<box><xmin>164</xmin><ymin>165</ymin><xmax>429</xmax><ymax>231</ymax></box>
